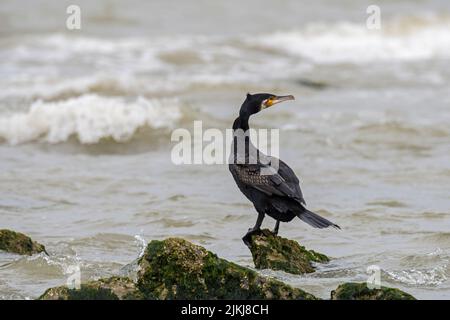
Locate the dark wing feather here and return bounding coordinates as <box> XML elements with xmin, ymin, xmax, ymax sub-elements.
<box><xmin>276</xmin><ymin>157</ymin><xmax>306</xmax><ymax>205</ymax></box>
<box><xmin>232</xmin><ymin>157</ymin><xmax>306</xmax><ymax>205</ymax></box>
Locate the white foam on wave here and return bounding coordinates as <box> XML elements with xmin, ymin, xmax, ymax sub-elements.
<box><xmin>385</xmin><ymin>265</ymin><xmax>448</xmax><ymax>286</ymax></box>
<box><xmin>384</xmin><ymin>249</ymin><xmax>449</xmax><ymax>286</ymax></box>
<box><xmin>10</xmin><ymin>14</ymin><xmax>447</xmax><ymax>65</ymax></box>
<box><xmin>134</xmin><ymin>234</ymin><xmax>147</xmax><ymax>258</ymax></box>
<box><xmin>0</xmin><ymin>95</ymin><xmax>182</xmax><ymax>145</ymax></box>
<box><xmin>253</xmin><ymin>15</ymin><xmax>450</xmax><ymax>63</ymax></box>
<box><xmin>2</xmin><ymin>14</ymin><xmax>450</xmax><ymax>102</ymax></box>
<box><xmin>0</xmin><ymin>33</ymin><xmax>266</xmax><ymax>100</ymax></box>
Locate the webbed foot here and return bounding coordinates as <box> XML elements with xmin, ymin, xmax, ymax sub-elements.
<box><xmin>242</xmin><ymin>227</ymin><xmax>260</xmax><ymax>247</ymax></box>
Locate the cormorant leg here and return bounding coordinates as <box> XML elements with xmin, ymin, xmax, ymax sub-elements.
<box><xmin>273</xmin><ymin>220</ymin><xmax>280</xmax><ymax>235</ymax></box>
<box><xmin>242</xmin><ymin>212</ymin><xmax>265</xmax><ymax>247</ymax></box>
<box><xmin>249</xmin><ymin>212</ymin><xmax>265</xmax><ymax>233</ymax></box>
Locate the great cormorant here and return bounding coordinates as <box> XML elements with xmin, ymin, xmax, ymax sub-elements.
<box><xmin>229</xmin><ymin>93</ymin><xmax>340</xmax><ymax>245</ymax></box>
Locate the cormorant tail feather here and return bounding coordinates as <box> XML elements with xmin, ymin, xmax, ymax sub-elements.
<box><xmin>296</xmin><ymin>208</ymin><xmax>340</xmax><ymax>229</ymax></box>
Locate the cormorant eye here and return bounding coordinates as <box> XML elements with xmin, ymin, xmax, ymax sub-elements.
<box><xmin>265</xmin><ymin>97</ymin><xmax>275</xmax><ymax>107</ymax></box>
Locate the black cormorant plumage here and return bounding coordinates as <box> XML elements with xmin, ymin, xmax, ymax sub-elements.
<box><xmin>229</xmin><ymin>93</ymin><xmax>340</xmax><ymax>245</ymax></box>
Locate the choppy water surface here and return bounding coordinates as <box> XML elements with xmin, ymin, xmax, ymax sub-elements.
<box><xmin>1</xmin><ymin>0</ymin><xmax>449</xmax><ymax>299</ymax></box>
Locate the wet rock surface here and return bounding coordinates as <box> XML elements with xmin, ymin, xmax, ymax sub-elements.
<box><xmin>37</xmin><ymin>238</ymin><xmax>417</xmax><ymax>300</ymax></box>
<box><xmin>39</xmin><ymin>238</ymin><xmax>317</xmax><ymax>300</ymax></box>
<box><xmin>137</xmin><ymin>238</ymin><xmax>317</xmax><ymax>299</ymax></box>
<box><xmin>39</xmin><ymin>276</ymin><xmax>143</xmax><ymax>300</ymax></box>
<box><xmin>0</xmin><ymin>229</ymin><xmax>47</xmax><ymax>256</ymax></box>
<box><xmin>248</xmin><ymin>229</ymin><xmax>329</xmax><ymax>274</ymax></box>
<box><xmin>331</xmin><ymin>282</ymin><xmax>416</xmax><ymax>300</ymax></box>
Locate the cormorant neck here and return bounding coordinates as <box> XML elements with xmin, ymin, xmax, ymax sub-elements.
<box><xmin>232</xmin><ymin>114</ymin><xmax>250</xmax><ymax>131</ymax></box>
<box><xmin>231</xmin><ymin>113</ymin><xmax>252</xmax><ymax>164</ymax></box>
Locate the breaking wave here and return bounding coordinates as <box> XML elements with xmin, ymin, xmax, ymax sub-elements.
<box><xmin>2</xmin><ymin>14</ymin><xmax>450</xmax><ymax>100</ymax></box>
<box><xmin>385</xmin><ymin>266</ymin><xmax>448</xmax><ymax>286</ymax></box>
<box><xmin>0</xmin><ymin>95</ymin><xmax>182</xmax><ymax>145</ymax></box>
<box><xmin>384</xmin><ymin>249</ymin><xmax>449</xmax><ymax>286</ymax></box>
<box><xmin>253</xmin><ymin>14</ymin><xmax>450</xmax><ymax>63</ymax></box>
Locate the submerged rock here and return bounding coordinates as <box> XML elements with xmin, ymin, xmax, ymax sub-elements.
<box><xmin>331</xmin><ymin>282</ymin><xmax>416</xmax><ymax>300</ymax></box>
<box><xmin>39</xmin><ymin>276</ymin><xmax>144</xmax><ymax>300</ymax></box>
<box><xmin>0</xmin><ymin>229</ymin><xmax>47</xmax><ymax>255</ymax></box>
<box><xmin>248</xmin><ymin>229</ymin><xmax>329</xmax><ymax>274</ymax></box>
<box><xmin>137</xmin><ymin>237</ymin><xmax>317</xmax><ymax>299</ymax></box>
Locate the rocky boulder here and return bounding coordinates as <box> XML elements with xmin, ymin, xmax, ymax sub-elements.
<box><xmin>39</xmin><ymin>276</ymin><xmax>143</xmax><ymax>300</ymax></box>
<box><xmin>137</xmin><ymin>237</ymin><xmax>317</xmax><ymax>299</ymax></box>
<box><xmin>331</xmin><ymin>282</ymin><xmax>416</xmax><ymax>300</ymax></box>
<box><xmin>38</xmin><ymin>238</ymin><xmax>317</xmax><ymax>300</ymax></box>
<box><xmin>37</xmin><ymin>238</ymin><xmax>417</xmax><ymax>300</ymax></box>
<box><xmin>248</xmin><ymin>229</ymin><xmax>329</xmax><ymax>274</ymax></box>
<box><xmin>0</xmin><ymin>229</ymin><xmax>47</xmax><ymax>255</ymax></box>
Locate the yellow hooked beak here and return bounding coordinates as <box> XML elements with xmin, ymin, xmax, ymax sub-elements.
<box><xmin>262</xmin><ymin>95</ymin><xmax>295</xmax><ymax>109</ymax></box>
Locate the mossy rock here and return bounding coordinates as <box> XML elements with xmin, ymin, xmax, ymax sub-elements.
<box><xmin>137</xmin><ymin>238</ymin><xmax>317</xmax><ymax>300</ymax></box>
<box><xmin>38</xmin><ymin>276</ymin><xmax>144</xmax><ymax>300</ymax></box>
<box><xmin>331</xmin><ymin>282</ymin><xmax>416</xmax><ymax>300</ymax></box>
<box><xmin>38</xmin><ymin>238</ymin><xmax>319</xmax><ymax>300</ymax></box>
<box><xmin>0</xmin><ymin>229</ymin><xmax>47</xmax><ymax>255</ymax></box>
<box><xmin>248</xmin><ymin>229</ymin><xmax>329</xmax><ymax>274</ymax></box>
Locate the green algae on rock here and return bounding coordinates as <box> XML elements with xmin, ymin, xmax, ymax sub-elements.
<box><xmin>0</xmin><ymin>229</ymin><xmax>47</xmax><ymax>255</ymax></box>
<box><xmin>39</xmin><ymin>277</ymin><xmax>144</xmax><ymax>300</ymax></box>
<box><xmin>331</xmin><ymin>282</ymin><xmax>416</xmax><ymax>300</ymax></box>
<box><xmin>137</xmin><ymin>237</ymin><xmax>317</xmax><ymax>300</ymax></box>
<box><xmin>38</xmin><ymin>238</ymin><xmax>319</xmax><ymax>300</ymax></box>
<box><xmin>248</xmin><ymin>229</ymin><xmax>329</xmax><ymax>274</ymax></box>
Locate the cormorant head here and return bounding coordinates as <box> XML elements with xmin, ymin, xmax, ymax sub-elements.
<box><xmin>240</xmin><ymin>93</ymin><xmax>295</xmax><ymax>118</ymax></box>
